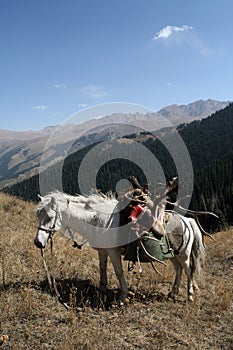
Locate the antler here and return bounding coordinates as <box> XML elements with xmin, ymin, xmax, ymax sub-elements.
<box><xmin>128</xmin><ymin>176</ymin><xmax>143</xmax><ymax>190</ymax></box>
<box><xmin>152</xmin><ymin>176</ymin><xmax>217</xmax><ymax>242</ymax></box>
<box><xmin>166</xmin><ymin>201</ymin><xmax>219</xmax><ymax>219</ymax></box>
<box><xmin>166</xmin><ymin>200</ymin><xmax>217</xmax><ymax>241</ymax></box>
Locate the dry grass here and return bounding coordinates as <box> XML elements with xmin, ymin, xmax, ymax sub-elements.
<box><xmin>0</xmin><ymin>192</ymin><xmax>232</xmax><ymax>349</ymax></box>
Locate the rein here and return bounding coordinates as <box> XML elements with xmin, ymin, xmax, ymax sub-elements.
<box><xmin>40</xmin><ymin>243</ymin><xmax>71</xmax><ymax>310</ymax></box>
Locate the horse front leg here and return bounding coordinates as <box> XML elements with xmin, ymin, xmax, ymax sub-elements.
<box><xmin>168</xmin><ymin>257</ymin><xmax>183</xmax><ymax>299</ymax></box>
<box><xmin>98</xmin><ymin>250</ymin><xmax>108</xmax><ymax>292</ymax></box>
<box><xmin>107</xmin><ymin>247</ymin><xmax>128</xmax><ymax>303</ymax></box>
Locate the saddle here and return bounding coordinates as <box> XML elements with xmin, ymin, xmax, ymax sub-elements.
<box><xmin>123</xmin><ymin>212</ymin><xmax>183</xmax><ymax>263</ymax></box>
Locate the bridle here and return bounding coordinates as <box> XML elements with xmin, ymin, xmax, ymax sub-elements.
<box><xmin>37</xmin><ymin>224</ymin><xmax>56</xmax><ymax>237</ymax></box>
<box><xmin>37</xmin><ymin>206</ymin><xmax>60</xmax><ymax>241</ymax></box>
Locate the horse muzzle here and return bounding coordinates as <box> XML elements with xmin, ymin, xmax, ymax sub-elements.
<box><xmin>34</xmin><ymin>237</ymin><xmax>45</xmax><ymax>249</ymax></box>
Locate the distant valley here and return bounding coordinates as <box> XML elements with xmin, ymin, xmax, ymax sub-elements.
<box><xmin>0</xmin><ymin>99</ymin><xmax>230</xmax><ymax>189</ymax></box>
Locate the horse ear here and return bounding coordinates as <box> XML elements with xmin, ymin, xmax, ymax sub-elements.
<box><xmin>38</xmin><ymin>194</ymin><xmax>43</xmax><ymax>201</ymax></box>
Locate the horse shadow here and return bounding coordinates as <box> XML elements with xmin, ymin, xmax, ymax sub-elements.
<box><xmin>37</xmin><ymin>277</ymin><xmax>174</xmax><ymax>310</ymax></box>
<box><xmin>0</xmin><ymin>278</ymin><xmax>183</xmax><ymax>311</ymax></box>
<box><xmin>38</xmin><ymin>277</ymin><xmax>120</xmax><ymax>310</ymax></box>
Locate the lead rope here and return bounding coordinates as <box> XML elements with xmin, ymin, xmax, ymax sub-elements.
<box><xmin>40</xmin><ymin>243</ymin><xmax>70</xmax><ymax>310</ymax></box>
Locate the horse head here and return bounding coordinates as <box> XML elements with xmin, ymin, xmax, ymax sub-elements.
<box><xmin>34</xmin><ymin>194</ymin><xmax>62</xmax><ymax>249</ymax></box>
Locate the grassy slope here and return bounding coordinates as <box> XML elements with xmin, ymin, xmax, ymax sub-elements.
<box><xmin>0</xmin><ymin>193</ymin><xmax>232</xmax><ymax>350</ymax></box>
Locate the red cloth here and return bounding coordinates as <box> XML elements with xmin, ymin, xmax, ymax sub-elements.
<box><xmin>128</xmin><ymin>204</ymin><xmax>145</xmax><ymax>222</ymax></box>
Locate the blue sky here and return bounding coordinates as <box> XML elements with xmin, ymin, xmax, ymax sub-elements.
<box><xmin>1</xmin><ymin>0</ymin><xmax>233</xmax><ymax>131</ymax></box>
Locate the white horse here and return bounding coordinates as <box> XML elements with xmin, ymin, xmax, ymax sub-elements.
<box><xmin>34</xmin><ymin>191</ymin><xmax>205</xmax><ymax>302</ymax></box>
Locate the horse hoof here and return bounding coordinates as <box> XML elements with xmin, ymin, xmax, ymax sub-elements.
<box><xmin>119</xmin><ymin>297</ymin><xmax>130</xmax><ymax>307</ymax></box>
<box><xmin>167</xmin><ymin>292</ymin><xmax>175</xmax><ymax>299</ymax></box>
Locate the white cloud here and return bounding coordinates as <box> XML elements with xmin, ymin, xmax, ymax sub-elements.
<box><xmin>53</xmin><ymin>83</ymin><xmax>66</xmax><ymax>88</ymax></box>
<box><xmin>32</xmin><ymin>105</ymin><xmax>48</xmax><ymax>110</ymax></box>
<box><xmin>78</xmin><ymin>103</ymin><xmax>89</xmax><ymax>108</ymax></box>
<box><xmin>82</xmin><ymin>84</ymin><xmax>107</xmax><ymax>99</ymax></box>
<box><xmin>152</xmin><ymin>25</ymin><xmax>193</xmax><ymax>41</ymax></box>
<box><xmin>152</xmin><ymin>25</ymin><xmax>213</xmax><ymax>56</ymax></box>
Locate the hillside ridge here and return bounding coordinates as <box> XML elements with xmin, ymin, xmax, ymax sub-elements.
<box><xmin>0</xmin><ymin>99</ymin><xmax>230</xmax><ymax>189</ymax></box>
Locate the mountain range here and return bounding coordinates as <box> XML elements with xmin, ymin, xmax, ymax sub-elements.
<box><xmin>0</xmin><ymin>99</ymin><xmax>230</xmax><ymax>189</ymax></box>
<box><xmin>2</xmin><ymin>100</ymin><xmax>233</xmax><ymax>227</ymax></box>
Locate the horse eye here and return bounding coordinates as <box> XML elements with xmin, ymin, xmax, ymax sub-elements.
<box><xmin>43</xmin><ymin>215</ymin><xmax>52</xmax><ymax>224</ymax></box>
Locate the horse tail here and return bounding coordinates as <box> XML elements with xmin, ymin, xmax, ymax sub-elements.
<box><xmin>189</xmin><ymin>218</ymin><xmax>205</xmax><ymax>276</ymax></box>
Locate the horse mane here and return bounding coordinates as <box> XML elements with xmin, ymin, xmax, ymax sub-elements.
<box><xmin>36</xmin><ymin>190</ymin><xmax>117</xmax><ymax>212</ymax></box>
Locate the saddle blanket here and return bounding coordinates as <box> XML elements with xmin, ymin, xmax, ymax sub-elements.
<box><xmin>123</xmin><ymin>233</ymin><xmax>174</xmax><ymax>263</ymax></box>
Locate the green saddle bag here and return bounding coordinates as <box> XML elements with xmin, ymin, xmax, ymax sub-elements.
<box><xmin>123</xmin><ymin>233</ymin><xmax>174</xmax><ymax>263</ymax></box>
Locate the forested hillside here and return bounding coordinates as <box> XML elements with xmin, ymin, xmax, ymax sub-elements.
<box><xmin>181</xmin><ymin>105</ymin><xmax>233</xmax><ymax>226</ymax></box>
<box><xmin>3</xmin><ymin>103</ymin><xmax>233</xmax><ymax>228</ymax></box>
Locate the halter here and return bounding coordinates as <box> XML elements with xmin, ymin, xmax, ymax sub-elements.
<box><xmin>37</xmin><ymin>206</ymin><xmax>60</xmax><ymax>240</ymax></box>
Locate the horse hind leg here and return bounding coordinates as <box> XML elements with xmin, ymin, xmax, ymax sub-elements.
<box><xmin>168</xmin><ymin>257</ymin><xmax>183</xmax><ymax>300</ymax></box>
<box><xmin>98</xmin><ymin>250</ymin><xmax>108</xmax><ymax>292</ymax></box>
<box><xmin>169</xmin><ymin>256</ymin><xmax>195</xmax><ymax>302</ymax></box>
<box><xmin>182</xmin><ymin>258</ymin><xmax>195</xmax><ymax>302</ymax></box>
<box><xmin>184</xmin><ymin>250</ymin><xmax>203</xmax><ymax>301</ymax></box>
